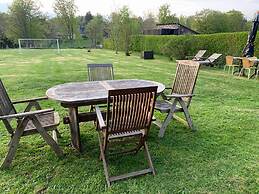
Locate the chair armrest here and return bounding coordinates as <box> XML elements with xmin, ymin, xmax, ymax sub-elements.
<box><xmin>95</xmin><ymin>106</ymin><xmax>106</xmax><ymax>130</ymax></box>
<box><xmin>166</xmin><ymin>94</ymin><xmax>194</xmax><ymax>98</ymax></box>
<box><xmin>0</xmin><ymin>108</ymin><xmax>54</xmax><ymax>120</ymax></box>
<box><xmin>12</xmin><ymin>96</ymin><xmax>48</xmax><ymax>104</ymax></box>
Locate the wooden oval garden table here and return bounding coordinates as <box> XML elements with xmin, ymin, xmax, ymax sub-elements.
<box><xmin>46</xmin><ymin>79</ymin><xmax>165</xmax><ymax>152</ymax></box>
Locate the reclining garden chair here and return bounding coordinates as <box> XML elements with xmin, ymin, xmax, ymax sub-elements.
<box><xmin>154</xmin><ymin>60</ymin><xmax>200</xmax><ymax>137</ymax></box>
<box><xmin>186</xmin><ymin>50</ymin><xmax>207</xmax><ymax>61</ymax></box>
<box><xmin>95</xmin><ymin>86</ymin><xmax>157</xmax><ymax>186</ymax></box>
<box><xmin>197</xmin><ymin>53</ymin><xmax>222</xmax><ymax>66</ymax></box>
<box><xmin>0</xmin><ymin>79</ymin><xmax>63</xmax><ymax>168</ymax></box>
<box><xmin>87</xmin><ymin>64</ymin><xmax>114</xmax><ymax>81</ymax></box>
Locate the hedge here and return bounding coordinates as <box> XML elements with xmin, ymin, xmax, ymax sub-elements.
<box><xmin>104</xmin><ymin>32</ymin><xmax>259</xmax><ymax>63</ymax></box>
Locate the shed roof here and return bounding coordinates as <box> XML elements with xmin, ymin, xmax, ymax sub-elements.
<box><xmin>155</xmin><ymin>23</ymin><xmax>199</xmax><ymax>34</ymax></box>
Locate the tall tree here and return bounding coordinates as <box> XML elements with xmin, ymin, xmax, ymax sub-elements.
<box><xmin>7</xmin><ymin>0</ymin><xmax>45</xmax><ymax>39</ymax></box>
<box><xmin>78</xmin><ymin>11</ymin><xmax>93</xmax><ymax>36</ymax></box>
<box><xmin>109</xmin><ymin>12</ymin><xmax>120</xmax><ymax>54</ymax></box>
<box><xmin>0</xmin><ymin>13</ymin><xmax>8</xmax><ymax>37</ymax></box>
<box><xmin>86</xmin><ymin>14</ymin><xmax>104</xmax><ymax>48</ymax></box>
<box><xmin>192</xmin><ymin>9</ymin><xmax>248</xmax><ymax>34</ymax></box>
<box><xmin>84</xmin><ymin>11</ymin><xmax>93</xmax><ymax>25</ymax></box>
<box><xmin>143</xmin><ymin>13</ymin><xmax>156</xmax><ymax>32</ymax></box>
<box><xmin>119</xmin><ymin>6</ymin><xmax>132</xmax><ymax>56</ymax></box>
<box><xmin>44</xmin><ymin>17</ymin><xmax>62</xmax><ymax>39</ymax></box>
<box><xmin>109</xmin><ymin>7</ymin><xmax>141</xmax><ymax>55</ymax></box>
<box><xmin>158</xmin><ymin>4</ymin><xmax>178</xmax><ymax>24</ymax></box>
<box><xmin>225</xmin><ymin>10</ymin><xmax>247</xmax><ymax>32</ymax></box>
<box><xmin>53</xmin><ymin>0</ymin><xmax>77</xmax><ymax>40</ymax></box>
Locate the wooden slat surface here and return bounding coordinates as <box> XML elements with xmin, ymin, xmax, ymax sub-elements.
<box><xmin>46</xmin><ymin>79</ymin><xmax>165</xmax><ymax>106</ymax></box>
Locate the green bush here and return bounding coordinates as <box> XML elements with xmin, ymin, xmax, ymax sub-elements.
<box><xmin>59</xmin><ymin>38</ymin><xmax>91</xmax><ymax>49</ymax></box>
<box><xmin>104</xmin><ymin>32</ymin><xmax>259</xmax><ymax>64</ymax></box>
<box><xmin>103</xmin><ymin>38</ymin><xmax>113</xmax><ymax>50</ymax></box>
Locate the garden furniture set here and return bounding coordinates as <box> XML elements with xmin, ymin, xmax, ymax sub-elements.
<box><xmin>224</xmin><ymin>56</ymin><xmax>259</xmax><ymax>79</ymax></box>
<box><xmin>0</xmin><ymin>60</ymin><xmax>201</xmax><ymax>186</ymax></box>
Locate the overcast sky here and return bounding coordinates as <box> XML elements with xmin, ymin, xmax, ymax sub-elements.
<box><xmin>0</xmin><ymin>0</ymin><xmax>258</xmax><ymax>19</ymax></box>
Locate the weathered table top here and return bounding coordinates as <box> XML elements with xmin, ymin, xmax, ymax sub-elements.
<box><xmin>46</xmin><ymin>79</ymin><xmax>165</xmax><ymax>106</ymax></box>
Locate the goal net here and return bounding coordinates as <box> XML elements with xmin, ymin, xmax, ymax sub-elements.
<box><xmin>18</xmin><ymin>39</ymin><xmax>60</xmax><ymax>52</ymax></box>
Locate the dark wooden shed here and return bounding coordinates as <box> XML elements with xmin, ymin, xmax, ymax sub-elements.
<box><xmin>143</xmin><ymin>23</ymin><xmax>199</xmax><ymax>35</ymax></box>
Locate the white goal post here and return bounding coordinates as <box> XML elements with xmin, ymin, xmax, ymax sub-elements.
<box><xmin>18</xmin><ymin>39</ymin><xmax>60</xmax><ymax>53</ymax></box>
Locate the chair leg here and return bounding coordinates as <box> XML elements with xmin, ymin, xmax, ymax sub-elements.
<box><xmin>1</xmin><ymin>134</ymin><xmax>22</xmax><ymax>168</ymax></box>
<box><xmin>30</xmin><ymin>115</ymin><xmax>63</xmax><ymax>157</ymax></box>
<box><xmin>239</xmin><ymin>68</ymin><xmax>244</xmax><ymax>77</ymax></box>
<box><xmin>135</xmin><ymin>136</ymin><xmax>144</xmax><ymax>154</ymax></box>
<box><xmin>55</xmin><ymin>129</ymin><xmax>61</xmax><ymax>138</ymax></box>
<box><xmin>143</xmin><ymin>142</ymin><xmax>155</xmax><ymax>175</ymax></box>
<box><xmin>159</xmin><ymin>99</ymin><xmax>178</xmax><ymax>138</ymax></box>
<box><xmin>98</xmin><ymin>133</ymin><xmax>111</xmax><ymax>187</ymax></box>
<box><xmin>178</xmin><ymin>98</ymin><xmax>195</xmax><ymax>131</ymax></box>
<box><xmin>231</xmin><ymin>66</ymin><xmax>235</xmax><ymax>75</ymax></box>
<box><xmin>1</xmin><ymin>118</ymin><xmax>29</xmax><ymax>168</ymax></box>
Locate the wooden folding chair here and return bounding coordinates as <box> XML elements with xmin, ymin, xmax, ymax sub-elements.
<box><xmin>87</xmin><ymin>64</ymin><xmax>114</xmax><ymax>111</ymax></box>
<box><xmin>87</xmin><ymin>64</ymin><xmax>114</xmax><ymax>81</ymax></box>
<box><xmin>239</xmin><ymin>57</ymin><xmax>257</xmax><ymax>79</ymax></box>
<box><xmin>154</xmin><ymin>60</ymin><xmax>200</xmax><ymax>137</ymax></box>
<box><xmin>224</xmin><ymin>56</ymin><xmax>240</xmax><ymax>74</ymax></box>
<box><xmin>95</xmin><ymin>86</ymin><xmax>157</xmax><ymax>186</ymax></box>
<box><xmin>0</xmin><ymin>79</ymin><xmax>63</xmax><ymax>168</ymax></box>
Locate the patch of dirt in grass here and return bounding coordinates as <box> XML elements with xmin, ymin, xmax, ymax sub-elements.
<box><xmin>234</xmin><ymin>107</ymin><xmax>259</xmax><ymax>113</ymax></box>
<box><xmin>1</xmin><ymin>74</ymin><xmax>18</xmax><ymax>77</ymax></box>
<box><xmin>19</xmin><ymin>59</ymin><xmax>42</xmax><ymax>64</ymax></box>
<box><xmin>0</xmin><ymin>62</ymin><xmax>10</xmax><ymax>66</ymax></box>
<box><xmin>51</xmin><ymin>56</ymin><xmax>83</xmax><ymax>62</ymax></box>
<box><xmin>0</xmin><ymin>62</ymin><xmax>29</xmax><ymax>67</ymax></box>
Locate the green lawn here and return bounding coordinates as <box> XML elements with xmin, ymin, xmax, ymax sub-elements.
<box><xmin>0</xmin><ymin>49</ymin><xmax>258</xmax><ymax>193</ymax></box>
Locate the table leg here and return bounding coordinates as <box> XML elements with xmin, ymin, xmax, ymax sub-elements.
<box><xmin>68</xmin><ymin>107</ymin><xmax>82</xmax><ymax>152</ymax></box>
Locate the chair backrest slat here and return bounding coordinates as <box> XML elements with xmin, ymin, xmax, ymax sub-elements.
<box><xmin>208</xmin><ymin>53</ymin><xmax>222</xmax><ymax>62</ymax></box>
<box><xmin>106</xmin><ymin>87</ymin><xmax>157</xmax><ymax>135</ymax></box>
<box><xmin>0</xmin><ymin>80</ymin><xmax>16</xmax><ymax>116</ymax></box>
<box><xmin>172</xmin><ymin>61</ymin><xmax>200</xmax><ymax>106</ymax></box>
<box><xmin>87</xmin><ymin>64</ymin><xmax>114</xmax><ymax>81</ymax></box>
<box><xmin>0</xmin><ymin>80</ymin><xmax>16</xmax><ymax>135</ymax></box>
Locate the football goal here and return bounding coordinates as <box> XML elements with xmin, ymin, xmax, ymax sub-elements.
<box><xmin>18</xmin><ymin>39</ymin><xmax>60</xmax><ymax>53</ymax></box>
